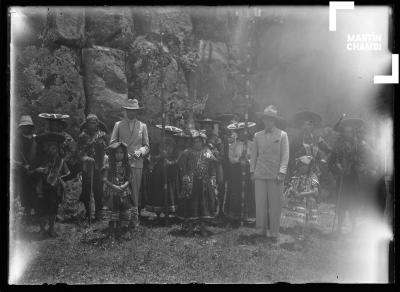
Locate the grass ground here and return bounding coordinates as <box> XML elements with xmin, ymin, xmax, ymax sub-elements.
<box><xmin>10</xmin><ymin>203</ymin><xmax>389</xmax><ymax>284</ymax></box>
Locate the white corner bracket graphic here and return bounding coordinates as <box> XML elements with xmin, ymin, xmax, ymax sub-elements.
<box><xmin>329</xmin><ymin>1</ymin><xmax>354</xmax><ymax>31</ymax></box>
<box><xmin>374</xmin><ymin>54</ymin><xmax>399</xmax><ymax>84</ymax></box>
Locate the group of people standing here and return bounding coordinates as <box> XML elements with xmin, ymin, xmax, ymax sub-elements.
<box><xmin>13</xmin><ymin>98</ymin><xmax>385</xmax><ymax>242</ymax></box>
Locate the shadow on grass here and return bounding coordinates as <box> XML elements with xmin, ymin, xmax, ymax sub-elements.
<box><xmin>237</xmin><ymin>233</ymin><xmax>270</xmax><ymax>245</ymax></box>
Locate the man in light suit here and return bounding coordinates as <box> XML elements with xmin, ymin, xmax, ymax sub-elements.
<box><xmin>110</xmin><ymin>99</ymin><xmax>149</xmax><ymax>230</ymax></box>
<box><xmin>250</xmin><ymin>105</ymin><xmax>289</xmax><ymax>243</ymax></box>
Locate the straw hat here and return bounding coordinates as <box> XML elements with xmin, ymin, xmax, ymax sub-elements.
<box><xmin>155</xmin><ymin>124</ymin><xmax>183</xmax><ymax>134</ymax></box>
<box><xmin>291</xmin><ymin>111</ymin><xmax>322</xmax><ymax>128</ymax></box>
<box><xmin>38</xmin><ymin>113</ymin><xmax>70</xmax><ymax>120</ymax></box>
<box><xmin>79</xmin><ymin>114</ymin><xmax>108</xmax><ymax>133</ymax></box>
<box><xmin>256</xmin><ymin>105</ymin><xmax>286</xmax><ymax>129</ymax></box>
<box><xmin>18</xmin><ymin>115</ymin><xmax>34</xmax><ymax>128</ymax></box>
<box><xmin>227</xmin><ymin>121</ymin><xmax>256</xmax><ymax>130</ymax></box>
<box><xmin>38</xmin><ymin>113</ymin><xmax>69</xmax><ymax>129</ymax></box>
<box><xmin>122</xmin><ymin>99</ymin><xmax>144</xmax><ymax>110</ymax></box>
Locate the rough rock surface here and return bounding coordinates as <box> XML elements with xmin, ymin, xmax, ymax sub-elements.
<box><xmin>85</xmin><ymin>7</ymin><xmax>135</xmax><ymax>51</ymax></box>
<box><xmin>45</xmin><ymin>8</ymin><xmax>85</xmax><ymax>47</ymax></box>
<box><xmin>15</xmin><ymin>45</ymin><xmax>86</xmax><ymax>137</ymax></box>
<box><xmin>82</xmin><ymin>46</ymin><xmax>128</xmax><ymax>131</ymax></box>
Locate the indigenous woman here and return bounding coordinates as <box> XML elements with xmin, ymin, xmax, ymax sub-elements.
<box><xmin>281</xmin><ymin>155</ymin><xmax>319</xmax><ymax>240</ymax></box>
<box><xmin>177</xmin><ymin>130</ymin><xmax>218</xmax><ymax>236</ymax></box>
<box><xmin>146</xmin><ymin>128</ymin><xmax>181</xmax><ymax>219</ymax></box>
<box><xmin>13</xmin><ymin>115</ymin><xmax>38</xmax><ymax>221</ymax></box>
<box><xmin>33</xmin><ymin>133</ymin><xmax>70</xmax><ymax>237</ymax></box>
<box><xmin>288</xmin><ymin>111</ymin><xmax>331</xmax><ymax>179</ymax></box>
<box><xmin>100</xmin><ymin>142</ymin><xmax>133</xmax><ymax>240</ymax></box>
<box><xmin>77</xmin><ymin>114</ymin><xmax>108</xmax><ymax>222</ymax></box>
<box><xmin>225</xmin><ymin>121</ymin><xmax>256</xmax><ymax>224</ymax></box>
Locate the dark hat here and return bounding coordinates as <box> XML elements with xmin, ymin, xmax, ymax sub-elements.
<box><xmin>196</xmin><ymin>118</ymin><xmax>221</xmax><ymax>125</ymax></box>
<box><xmin>107</xmin><ymin>141</ymin><xmax>128</xmax><ymax>150</ymax></box>
<box><xmin>35</xmin><ymin>133</ymin><xmax>66</xmax><ymax>146</ymax></box>
<box><xmin>122</xmin><ymin>99</ymin><xmax>144</xmax><ymax>110</ymax></box>
<box><xmin>291</xmin><ymin>111</ymin><xmax>322</xmax><ymax>128</ymax></box>
<box><xmin>155</xmin><ymin>124</ymin><xmax>183</xmax><ymax>134</ymax></box>
<box><xmin>256</xmin><ymin>105</ymin><xmax>287</xmax><ymax>130</ymax></box>
<box><xmin>18</xmin><ymin>115</ymin><xmax>34</xmax><ymax>128</ymax></box>
<box><xmin>336</xmin><ymin>118</ymin><xmax>365</xmax><ymax>131</ymax></box>
<box><xmin>79</xmin><ymin>114</ymin><xmax>108</xmax><ymax>133</ymax></box>
<box><xmin>227</xmin><ymin>121</ymin><xmax>256</xmax><ymax>130</ymax></box>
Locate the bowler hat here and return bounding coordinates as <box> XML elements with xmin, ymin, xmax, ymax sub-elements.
<box><xmin>122</xmin><ymin>99</ymin><xmax>144</xmax><ymax>110</ymax></box>
<box><xmin>18</xmin><ymin>115</ymin><xmax>34</xmax><ymax>128</ymax></box>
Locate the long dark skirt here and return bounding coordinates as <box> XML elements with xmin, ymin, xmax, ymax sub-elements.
<box><xmin>79</xmin><ymin>168</ymin><xmax>103</xmax><ymax>216</ymax></box>
<box><xmin>35</xmin><ymin>180</ymin><xmax>62</xmax><ymax>217</ymax></box>
<box><xmin>225</xmin><ymin>162</ymin><xmax>255</xmax><ymax>221</ymax></box>
<box><xmin>145</xmin><ymin>161</ymin><xmax>180</xmax><ymax>214</ymax></box>
<box><xmin>176</xmin><ymin>178</ymin><xmax>218</xmax><ymax>220</ymax></box>
<box><xmin>15</xmin><ymin>167</ymin><xmax>37</xmax><ymax>212</ymax></box>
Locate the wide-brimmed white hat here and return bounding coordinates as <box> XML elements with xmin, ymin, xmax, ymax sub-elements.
<box><xmin>256</xmin><ymin>105</ymin><xmax>286</xmax><ymax>129</ymax></box>
<box><xmin>122</xmin><ymin>99</ymin><xmax>145</xmax><ymax>110</ymax></box>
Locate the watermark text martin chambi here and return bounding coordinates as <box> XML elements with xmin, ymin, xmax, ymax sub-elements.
<box><xmin>347</xmin><ymin>33</ymin><xmax>382</xmax><ymax>51</ymax></box>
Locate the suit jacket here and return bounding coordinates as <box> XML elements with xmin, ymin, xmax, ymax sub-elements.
<box><xmin>110</xmin><ymin>119</ymin><xmax>150</xmax><ymax>169</ymax></box>
<box><xmin>250</xmin><ymin>127</ymin><xmax>289</xmax><ymax>180</ymax></box>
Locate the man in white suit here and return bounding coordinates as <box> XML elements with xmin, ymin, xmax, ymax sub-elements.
<box><xmin>250</xmin><ymin>105</ymin><xmax>289</xmax><ymax>243</ymax></box>
<box><xmin>110</xmin><ymin>99</ymin><xmax>149</xmax><ymax>230</ymax></box>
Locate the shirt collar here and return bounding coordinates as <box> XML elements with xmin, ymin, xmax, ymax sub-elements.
<box><xmin>264</xmin><ymin>126</ymin><xmax>276</xmax><ymax>134</ymax></box>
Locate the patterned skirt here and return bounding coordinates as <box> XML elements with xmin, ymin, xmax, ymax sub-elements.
<box><xmin>176</xmin><ymin>177</ymin><xmax>218</xmax><ymax>221</ymax></box>
<box><xmin>281</xmin><ymin>196</ymin><xmax>318</xmax><ymax>227</ymax></box>
<box><xmin>100</xmin><ymin>187</ymin><xmax>133</xmax><ymax>223</ymax></box>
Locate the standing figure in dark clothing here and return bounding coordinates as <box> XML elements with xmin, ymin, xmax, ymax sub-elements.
<box><xmin>13</xmin><ymin>115</ymin><xmax>38</xmax><ymax>220</ymax></box>
<box><xmin>329</xmin><ymin>118</ymin><xmax>365</xmax><ymax>235</ymax></box>
<box><xmin>76</xmin><ymin>114</ymin><xmax>108</xmax><ymax>222</ymax></box>
<box><xmin>146</xmin><ymin>127</ymin><xmax>182</xmax><ymax>219</ymax></box>
<box><xmin>197</xmin><ymin>118</ymin><xmax>224</xmax><ymax>217</ymax></box>
<box><xmin>225</xmin><ymin>121</ymin><xmax>256</xmax><ymax>223</ymax></box>
<box><xmin>177</xmin><ymin>130</ymin><xmax>218</xmax><ymax>236</ymax></box>
<box><xmin>33</xmin><ymin>133</ymin><xmax>70</xmax><ymax>237</ymax></box>
<box><xmin>288</xmin><ymin>111</ymin><xmax>331</xmax><ymax>179</ymax></box>
<box><xmin>38</xmin><ymin>113</ymin><xmax>77</xmax><ymax>179</ymax></box>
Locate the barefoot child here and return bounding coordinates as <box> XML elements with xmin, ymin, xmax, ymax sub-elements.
<box><xmin>282</xmin><ymin>155</ymin><xmax>319</xmax><ymax>240</ymax></box>
<box><xmin>100</xmin><ymin>142</ymin><xmax>133</xmax><ymax>240</ymax></box>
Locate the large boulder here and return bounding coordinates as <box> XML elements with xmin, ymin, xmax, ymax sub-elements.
<box><xmin>127</xmin><ymin>36</ymin><xmax>189</xmax><ymax>124</ymax></box>
<box><xmin>14</xmin><ymin>45</ymin><xmax>86</xmax><ymax>138</ymax></box>
<box><xmin>85</xmin><ymin>7</ymin><xmax>135</xmax><ymax>51</ymax></box>
<box><xmin>82</xmin><ymin>46</ymin><xmax>128</xmax><ymax>131</ymax></box>
<box><xmin>45</xmin><ymin>7</ymin><xmax>85</xmax><ymax>47</ymax></box>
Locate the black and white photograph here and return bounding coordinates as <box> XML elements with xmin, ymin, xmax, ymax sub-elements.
<box><xmin>7</xmin><ymin>4</ymin><xmax>396</xmax><ymax>284</ymax></box>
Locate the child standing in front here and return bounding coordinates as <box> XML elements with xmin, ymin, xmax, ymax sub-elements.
<box><xmin>100</xmin><ymin>142</ymin><xmax>133</xmax><ymax>240</ymax></box>
<box><xmin>281</xmin><ymin>155</ymin><xmax>319</xmax><ymax>240</ymax></box>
